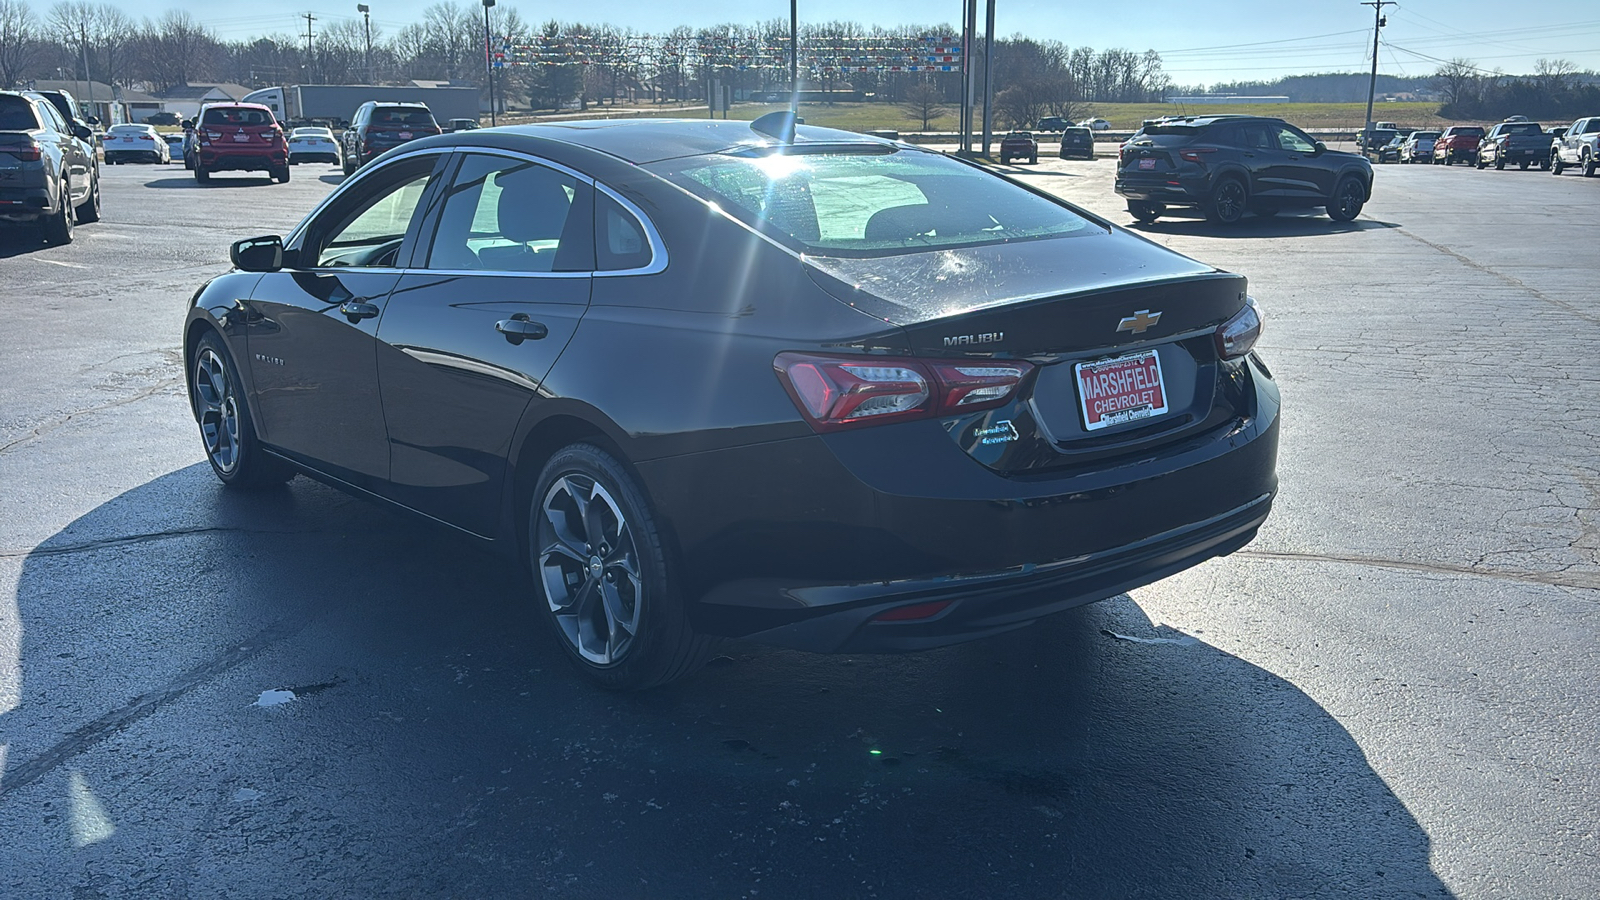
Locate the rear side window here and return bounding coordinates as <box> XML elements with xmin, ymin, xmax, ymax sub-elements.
<box><xmin>595</xmin><ymin>193</ymin><xmax>653</xmax><ymax>271</ymax></box>
<box><xmin>652</xmin><ymin>149</ymin><xmax>1093</xmax><ymax>258</ymax></box>
<box><xmin>0</xmin><ymin>97</ymin><xmax>39</xmax><ymax>131</ymax></box>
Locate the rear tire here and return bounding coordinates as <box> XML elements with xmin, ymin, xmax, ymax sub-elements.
<box><xmin>189</xmin><ymin>331</ymin><xmax>296</xmax><ymax>488</ymax></box>
<box><xmin>341</xmin><ymin>153</ymin><xmax>355</xmax><ymax>176</ymax></box>
<box><xmin>75</xmin><ymin>173</ymin><xmax>101</xmax><ymax>224</ymax></box>
<box><xmin>1584</xmin><ymin>150</ymin><xmax>1597</xmax><ymax>177</ymax></box>
<box><xmin>1326</xmin><ymin>176</ymin><xmax>1366</xmax><ymax>222</ymax></box>
<box><xmin>272</xmin><ymin>166</ymin><xmax>290</xmax><ymax>183</ymax></box>
<box><xmin>531</xmin><ymin>443</ymin><xmax>715</xmax><ymax>690</ymax></box>
<box><xmin>1203</xmin><ymin>177</ymin><xmax>1247</xmax><ymax>225</ymax></box>
<box><xmin>42</xmin><ymin>183</ymin><xmax>74</xmax><ymax>245</ymax></box>
<box><xmin>194</xmin><ymin>164</ymin><xmax>210</xmax><ymax>184</ymax></box>
<box><xmin>1127</xmin><ymin>201</ymin><xmax>1163</xmax><ymax>224</ymax></box>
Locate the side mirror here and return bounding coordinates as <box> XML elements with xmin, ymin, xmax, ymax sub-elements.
<box><xmin>1313</xmin><ymin>141</ymin><xmax>1327</xmax><ymax>154</ymax></box>
<box><xmin>181</xmin><ymin>119</ymin><xmax>194</xmax><ymax>129</ymax></box>
<box><xmin>231</xmin><ymin>235</ymin><xmax>285</xmax><ymax>272</ymax></box>
<box><xmin>72</xmin><ymin>124</ymin><xmax>93</xmax><ymax>142</ymax></box>
<box><xmin>85</xmin><ymin>115</ymin><xmax>99</xmax><ymax>125</ymax></box>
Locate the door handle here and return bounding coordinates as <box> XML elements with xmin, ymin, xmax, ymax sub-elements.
<box><xmin>496</xmin><ymin>315</ymin><xmax>548</xmax><ymax>345</ymax></box>
<box><xmin>340</xmin><ymin>301</ymin><xmax>380</xmax><ymax>322</ymax></box>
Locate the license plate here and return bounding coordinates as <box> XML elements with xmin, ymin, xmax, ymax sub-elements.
<box><xmin>232</xmin><ymin>133</ymin><xmax>250</xmax><ymax>142</ymax></box>
<box><xmin>1075</xmin><ymin>351</ymin><xmax>1169</xmax><ymax>431</ymax></box>
<box><xmin>398</xmin><ymin>131</ymin><xmax>413</xmax><ymax>139</ymax></box>
<box><xmin>1137</xmin><ymin>158</ymin><xmax>1156</xmax><ymax>170</ymax></box>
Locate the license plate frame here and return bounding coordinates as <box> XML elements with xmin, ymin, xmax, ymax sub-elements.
<box><xmin>1075</xmin><ymin>350</ymin><xmax>1169</xmax><ymax>432</ymax></box>
<box><xmin>231</xmin><ymin>133</ymin><xmax>250</xmax><ymax>142</ymax></box>
<box><xmin>1137</xmin><ymin>158</ymin><xmax>1157</xmax><ymax>170</ymax></box>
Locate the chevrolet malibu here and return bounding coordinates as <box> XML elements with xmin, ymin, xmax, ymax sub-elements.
<box><xmin>184</xmin><ymin>118</ymin><xmax>1280</xmax><ymax>689</ymax></box>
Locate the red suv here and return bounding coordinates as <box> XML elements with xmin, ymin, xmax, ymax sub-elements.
<box><xmin>193</xmin><ymin>103</ymin><xmax>289</xmax><ymax>184</ymax></box>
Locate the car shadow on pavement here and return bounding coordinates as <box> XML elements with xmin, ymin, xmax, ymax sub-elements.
<box><xmin>0</xmin><ymin>228</ymin><xmax>50</xmax><ymax>257</ymax></box>
<box><xmin>1</xmin><ymin>465</ymin><xmax>1456</xmax><ymax>898</ymax></box>
<box><xmin>318</xmin><ymin>174</ymin><xmax>346</xmax><ymax>185</ymax></box>
<box><xmin>142</xmin><ymin>177</ymin><xmax>277</xmax><ymax>189</ymax></box>
<box><xmin>1130</xmin><ymin>213</ymin><xmax>1402</xmax><ymax>238</ymax></box>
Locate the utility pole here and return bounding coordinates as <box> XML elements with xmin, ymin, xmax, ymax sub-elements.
<box><xmin>1361</xmin><ymin>0</ymin><xmax>1392</xmax><ymax>140</ymax></box>
<box><xmin>959</xmin><ymin>0</ymin><xmax>974</xmax><ymax>154</ymax></box>
<box><xmin>357</xmin><ymin>4</ymin><xmax>372</xmax><ymax>83</ymax></box>
<box><xmin>789</xmin><ymin>0</ymin><xmax>798</xmax><ymax>114</ymax></box>
<box><xmin>302</xmin><ymin>13</ymin><xmax>316</xmax><ymax>85</ymax></box>
<box><xmin>981</xmin><ymin>0</ymin><xmax>994</xmax><ymax>157</ymax></box>
<box><xmin>78</xmin><ymin>18</ymin><xmax>94</xmax><ymax>122</ymax></box>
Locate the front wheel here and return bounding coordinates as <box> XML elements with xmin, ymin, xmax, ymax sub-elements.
<box><xmin>75</xmin><ymin>174</ymin><xmax>101</xmax><ymax>224</ymax></box>
<box><xmin>1552</xmin><ymin>153</ymin><xmax>1565</xmax><ymax>175</ymax></box>
<box><xmin>531</xmin><ymin>444</ymin><xmax>714</xmax><ymax>690</ymax></box>
<box><xmin>1203</xmin><ymin>178</ymin><xmax>1247</xmax><ymax>225</ymax></box>
<box><xmin>1326</xmin><ymin>176</ymin><xmax>1366</xmax><ymax>222</ymax></box>
<box><xmin>189</xmin><ymin>332</ymin><xmax>296</xmax><ymax>487</ymax></box>
<box><xmin>194</xmin><ymin>164</ymin><xmax>210</xmax><ymax>184</ymax></box>
<box><xmin>1584</xmin><ymin>150</ymin><xmax>1597</xmax><ymax>178</ymax></box>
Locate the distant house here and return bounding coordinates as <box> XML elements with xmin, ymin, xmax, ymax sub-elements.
<box><xmin>156</xmin><ymin>83</ymin><xmax>255</xmax><ymax>120</ymax></box>
<box><xmin>22</xmin><ymin>79</ymin><xmax>128</xmax><ymax>124</ymax></box>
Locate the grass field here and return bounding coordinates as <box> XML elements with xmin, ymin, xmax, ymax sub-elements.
<box><xmin>517</xmin><ymin>99</ymin><xmax>1458</xmax><ymax>133</ymax></box>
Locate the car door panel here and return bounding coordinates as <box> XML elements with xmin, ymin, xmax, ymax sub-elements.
<box><xmin>376</xmin><ymin>151</ymin><xmax>597</xmax><ymax>536</ymax></box>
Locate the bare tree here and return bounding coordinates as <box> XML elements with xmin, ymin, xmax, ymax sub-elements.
<box><xmin>1431</xmin><ymin>58</ymin><xmax>1482</xmax><ymax>110</ymax></box>
<box><xmin>0</xmin><ymin>0</ymin><xmax>41</xmax><ymax>89</ymax></box>
<box><xmin>1533</xmin><ymin>57</ymin><xmax>1577</xmax><ymax>95</ymax></box>
<box><xmin>899</xmin><ymin>81</ymin><xmax>948</xmax><ymax>130</ymax></box>
<box><xmin>134</xmin><ymin>10</ymin><xmax>219</xmax><ymax>90</ymax></box>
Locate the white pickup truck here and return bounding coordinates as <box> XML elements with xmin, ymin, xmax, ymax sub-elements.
<box><xmin>1551</xmin><ymin>116</ymin><xmax>1600</xmax><ymax>177</ymax></box>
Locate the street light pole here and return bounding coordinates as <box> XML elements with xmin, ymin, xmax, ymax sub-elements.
<box><xmin>482</xmin><ymin>0</ymin><xmax>497</xmax><ymax>126</ymax></box>
<box><xmin>981</xmin><ymin>0</ymin><xmax>994</xmax><ymax>157</ymax></box>
<box><xmin>357</xmin><ymin>4</ymin><xmax>372</xmax><ymax>83</ymax></box>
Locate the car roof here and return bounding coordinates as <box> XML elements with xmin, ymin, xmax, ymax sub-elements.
<box><xmin>446</xmin><ymin>118</ymin><xmax>889</xmax><ymax>165</ymax></box>
<box><xmin>202</xmin><ymin>102</ymin><xmax>273</xmax><ymax>112</ymax></box>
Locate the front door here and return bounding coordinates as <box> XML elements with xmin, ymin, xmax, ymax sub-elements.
<box><xmin>1262</xmin><ymin>123</ymin><xmax>1333</xmax><ymax>203</ymax></box>
<box><xmin>376</xmin><ymin>151</ymin><xmax>596</xmax><ymax>535</ymax></box>
<box><xmin>244</xmin><ymin>152</ymin><xmax>446</xmax><ymax>487</ymax></box>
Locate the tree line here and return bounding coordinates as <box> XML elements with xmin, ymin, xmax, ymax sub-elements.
<box><xmin>1431</xmin><ymin>57</ymin><xmax>1600</xmax><ymax>121</ymax></box>
<box><xmin>0</xmin><ymin>0</ymin><xmax>1168</xmax><ymax>123</ymax></box>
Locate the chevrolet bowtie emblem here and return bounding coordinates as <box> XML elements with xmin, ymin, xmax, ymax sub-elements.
<box><xmin>1117</xmin><ymin>310</ymin><xmax>1162</xmax><ymax>334</ymax></box>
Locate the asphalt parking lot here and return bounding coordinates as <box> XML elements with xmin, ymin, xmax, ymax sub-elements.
<box><xmin>1</xmin><ymin>153</ymin><xmax>1597</xmax><ymax>899</ymax></box>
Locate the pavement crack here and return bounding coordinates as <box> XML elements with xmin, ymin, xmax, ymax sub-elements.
<box><xmin>1235</xmin><ymin>549</ymin><xmax>1600</xmax><ymax>592</ymax></box>
<box><xmin>1395</xmin><ymin>228</ymin><xmax>1600</xmax><ymax>328</ymax></box>
<box><xmin>0</xmin><ymin>377</ymin><xmax>184</xmax><ymax>455</ymax></box>
<box><xmin>0</xmin><ymin>617</ymin><xmax>308</xmax><ymax>802</ymax></box>
<box><xmin>0</xmin><ymin>526</ymin><xmax>321</xmax><ymax>560</ymax></box>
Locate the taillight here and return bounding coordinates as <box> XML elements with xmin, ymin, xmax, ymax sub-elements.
<box><xmin>1214</xmin><ymin>297</ymin><xmax>1263</xmax><ymax>359</ymax></box>
<box><xmin>773</xmin><ymin>352</ymin><xmax>1033</xmax><ymax>432</ymax></box>
<box><xmin>2</xmin><ymin>141</ymin><xmax>42</xmax><ymax>161</ymax></box>
<box><xmin>1179</xmin><ymin>147</ymin><xmax>1217</xmax><ymax>164</ymax></box>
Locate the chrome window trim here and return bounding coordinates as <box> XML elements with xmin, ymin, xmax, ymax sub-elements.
<box><xmin>398</xmin><ymin>268</ymin><xmax>593</xmax><ymax>280</ymax></box>
<box><xmin>285</xmin><ymin>147</ymin><xmax>449</xmax><ymax>247</ymax></box>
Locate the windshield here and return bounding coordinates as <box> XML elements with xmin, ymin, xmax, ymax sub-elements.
<box><xmin>650</xmin><ymin>148</ymin><xmax>1094</xmax><ymax>258</ymax></box>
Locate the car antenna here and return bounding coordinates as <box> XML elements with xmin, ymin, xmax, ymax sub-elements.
<box><xmin>751</xmin><ymin>111</ymin><xmax>804</xmax><ymax>144</ymax></box>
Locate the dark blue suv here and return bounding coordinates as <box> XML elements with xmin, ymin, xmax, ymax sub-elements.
<box><xmin>1114</xmin><ymin>115</ymin><xmax>1373</xmax><ymax>225</ymax></box>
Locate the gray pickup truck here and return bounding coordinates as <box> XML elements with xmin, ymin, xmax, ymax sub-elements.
<box><xmin>1476</xmin><ymin>121</ymin><xmax>1548</xmax><ymax>170</ymax></box>
<box><xmin>1551</xmin><ymin>116</ymin><xmax>1600</xmax><ymax>176</ymax></box>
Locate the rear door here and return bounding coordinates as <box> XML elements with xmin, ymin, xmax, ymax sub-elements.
<box><xmin>1261</xmin><ymin>123</ymin><xmax>1332</xmax><ymax>201</ymax></box>
<box><xmin>243</xmin><ymin>152</ymin><xmax>449</xmax><ymax>487</ymax></box>
<box><xmin>374</xmin><ymin>150</ymin><xmax>595</xmax><ymax>535</ymax></box>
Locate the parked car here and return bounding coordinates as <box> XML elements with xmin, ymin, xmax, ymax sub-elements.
<box><xmin>1398</xmin><ymin>130</ymin><xmax>1439</xmax><ymax>163</ymax></box>
<box><xmin>444</xmin><ymin>117</ymin><xmax>480</xmax><ymax>133</ymax></box>
<box><xmin>1115</xmin><ymin>114</ymin><xmax>1372</xmax><ymax>225</ymax></box>
<box><xmin>32</xmin><ymin>89</ymin><xmax>98</xmax><ymax>136</ymax></box>
<box><xmin>103</xmin><ymin>123</ymin><xmax>170</xmax><ymax>164</ymax></box>
<box><xmin>287</xmin><ymin>126</ymin><xmax>340</xmax><ymax>164</ymax></box>
<box><xmin>341</xmin><ymin>101</ymin><xmax>441</xmax><ymax>175</ymax></box>
<box><xmin>1034</xmin><ymin>116</ymin><xmax>1068</xmax><ymax>133</ymax></box>
<box><xmin>1079</xmin><ymin>117</ymin><xmax>1111</xmax><ymax>130</ymax></box>
<box><xmin>162</xmin><ymin>133</ymin><xmax>185</xmax><ymax>153</ymax></box>
<box><xmin>1550</xmin><ymin>115</ymin><xmax>1600</xmax><ymax>176</ymax></box>
<box><xmin>1357</xmin><ymin>127</ymin><xmax>1398</xmax><ymax>155</ymax></box>
<box><xmin>184</xmin><ymin>118</ymin><xmax>1280</xmax><ymax>689</ymax></box>
<box><xmin>0</xmin><ymin>90</ymin><xmax>101</xmax><ymax>243</ymax></box>
<box><xmin>1432</xmin><ymin>125</ymin><xmax>1484</xmax><ymax>165</ymax></box>
<box><xmin>144</xmin><ymin>111</ymin><xmax>181</xmax><ymax>126</ymax></box>
<box><xmin>1476</xmin><ymin>120</ymin><xmax>1547</xmax><ymax>170</ymax></box>
<box><xmin>193</xmin><ymin>103</ymin><xmax>289</xmax><ymax>184</ymax></box>
<box><xmin>999</xmin><ymin>130</ymin><xmax>1039</xmax><ymax>164</ymax></box>
<box><xmin>1058</xmin><ymin>126</ymin><xmax>1095</xmax><ymax>160</ymax></box>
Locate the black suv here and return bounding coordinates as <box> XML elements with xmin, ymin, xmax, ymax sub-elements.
<box><xmin>1114</xmin><ymin>115</ymin><xmax>1373</xmax><ymax>225</ymax></box>
<box><xmin>341</xmin><ymin>101</ymin><xmax>441</xmax><ymax>175</ymax></box>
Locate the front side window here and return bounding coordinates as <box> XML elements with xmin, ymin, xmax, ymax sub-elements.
<box><xmin>310</xmin><ymin>157</ymin><xmax>439</xmax><ymax>267</ymax></box>
<box><xmin>651</xmin><ymin>148</ymin><xmax>1093</xmax><ymax>258</ymax></box>
<box><xmin>425</xmin><ymin>153</ymin><xmax>590</xmax><ymax>273</ymax></box>
<box><xmin>1274</xmin><ymin>126</ymin><xmax>1316</xmax><ymax>154</ymax></box>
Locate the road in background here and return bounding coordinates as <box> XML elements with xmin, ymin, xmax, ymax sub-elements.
<box><xmin>0</xmin><ymin>157</ymin><xmax>1596</xmax><ymax>898</ymax></box>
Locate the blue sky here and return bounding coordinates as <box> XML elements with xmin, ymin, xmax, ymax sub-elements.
<box><xmin>156</xmin><ymin>1</ymin><xmax>1600</xmax><ymax>85</ymax></box>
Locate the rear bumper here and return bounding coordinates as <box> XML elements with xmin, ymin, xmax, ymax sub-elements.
<box><xmin>1115</xmin><ymin>174</ymin><xmax>1206</xmax><ymax>206</ymax></box>
<box><xmin>198</xmin><ymin>150</ymin><xmax>286</xmax><ymax>172</ymax></box>
<box><xmin>637</xmin><ymin>355</ymin><xmax>1280</xmax><ymax>652</ymax></box>
<box><xmin>0</xmin><ymin>182</ymin><xmax>51</xmax><ymax>222</ymax></box>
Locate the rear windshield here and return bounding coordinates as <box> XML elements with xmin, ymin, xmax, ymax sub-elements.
<box><xmin>293</xmin><ymin>128</ymin><xmax>333</xmax><ymax>136</ymax></box>
<box><xmin>1501</xmin><ymin>123</ymin><xmax>1542</xmax><ymax>135</ymax></box>
<box><xmin>1452</xmin><ymin>126</ymin><xmax>1485</xmax><ymax>136</ymax></box>
<box><xmin>109</xmin><ymin>124</ymin><xmax>149</xmax><ymax>134</ymax></box>
<box><xmin>202</xmin><ymin>107</ymin><xmax>273</xmax><ymax>127</ymax></box>
<box><xmin>1412</xmin><ymin>132</ymin><xmax>1440</xmax><ymax>139</ymax></box>
<box><xmin>373</xmin><ymin>108</ymin><xmax>436</xmax><ymax>126</ymax></box>
<box><xmin>0</xmin><ymin>96</ymin><xmax>39</xmax><ymax>131</ymax></box>
<box><xmin>649</xmin><ymin>148</ymin><xmax>1094</xmax><ymax>258</ymax></box>
<box><xmin>1141</xmin><ymin>123</ymin><xmax>1203</xmax><ymax>135</ymax></box>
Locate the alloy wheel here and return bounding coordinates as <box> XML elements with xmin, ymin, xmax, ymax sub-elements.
<box><xmin>537</xmin><ymin>474</ymin><xmax>644</xmax><ymax>665</ymax></box>
<box><xmin>193</xmin><ymin>348</ymin><xmax>241</xmax><ymax>474</ymax></box>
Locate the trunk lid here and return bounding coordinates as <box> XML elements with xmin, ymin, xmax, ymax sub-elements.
<box><xmin>805</xmin><ymin>229</ymin><xmax>1254</xmax><ymax>475</ymax></box>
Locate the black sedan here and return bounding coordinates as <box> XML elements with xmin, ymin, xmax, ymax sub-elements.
<box><xmin>185</xmin><ymin>117</ymin><xmax>1280</xmax><ymax>689</ymax></box>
